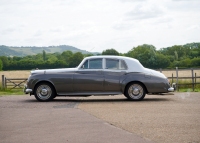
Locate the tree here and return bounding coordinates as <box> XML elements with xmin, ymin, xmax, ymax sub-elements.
<box><xmin>69</xmin><ymin>52</ymin><xmax>84</xmax><ymax>67</ymax></box>
<box><xmin>60</xmin><ymin>51</ymin><xmax>73</xmax><ymax>64</ymax></box>
<box><xmin>126</xmin><ymin>44</ymin><xmax>157</xmax><ymax>68</ymax></box>
<box><xmin>191</xmin><ymin>58</ymin><xmax>200</xmax><ymax>67</ymax></box>
<box><xmin>43</xmin><ymin>50</ymin><xmax>46</xmax><ymax>61</ymax></box>
<box><xmin>155</xmin><ymin>54</ymin><xmax>170</xmax><ymax>69</ymax></box>
<box><xmin>178</xmin><ymin>58</ymin><xmax>192</xmax><ymax>68</ymax></box>
<box><xmin>0</xmin><ymin>56</ymin><xmax>8</xmax><ymax>70</ymax></box>
<box><xmin>46</xmin><ymin>54</ymin><xmax>58</xmax><ymax>64</ymax></box>
<box><xmin>0</xmin><ymin>59</ymin><xmax>3</xmax><ymax>71</ymax></box>
<box><xmin>102</xmin><ymin>48</ymin><xmax>119</xmax><ymax>55</ymax></box>
<box><xmin>174</xmin><ymin>50</ymin><xmax>178</xmax><ymax>60</ymax></box>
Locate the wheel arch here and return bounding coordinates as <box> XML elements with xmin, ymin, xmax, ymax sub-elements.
<box><xmin>33</xmin><ymin>80</ymin><xmax>57</xmax><ymax>95</ymax></box>
<box><xmin>123</xmin><ymin>81</ymin><xmax>148</xmax><ymax>95</ymax></box>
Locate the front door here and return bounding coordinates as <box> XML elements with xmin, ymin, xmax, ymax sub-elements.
<box><xmin>73</xmin><ymin>58</ymin><xmax>104</xmax><ymax>93</ymax></box>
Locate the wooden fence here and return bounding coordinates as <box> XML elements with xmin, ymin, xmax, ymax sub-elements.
<box><xmin>1</xmin><ymin>75</ymin><xmax>27</xmax><ymax>90</ymax></box>
<box><xmin>159</xmin><ymin>67</ymin><xmax>200</xmax><ymax>91</ymax></box>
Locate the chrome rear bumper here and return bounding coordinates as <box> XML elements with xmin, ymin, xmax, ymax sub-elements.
<box><xmin>168</xmin><ymin>87</ymin><xmax>174</xmax><ymax>92</ymax></box>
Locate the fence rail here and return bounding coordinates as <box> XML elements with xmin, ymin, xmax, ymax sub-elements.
<box><xmin>159</xmin><ymin>67</ymin><xmax>200</xmax><ymax>91</ymax></box>
<box><xmin>1</xmin><ymin>75</ymin><xmax>27</xmax><ymax>89</ymax></box>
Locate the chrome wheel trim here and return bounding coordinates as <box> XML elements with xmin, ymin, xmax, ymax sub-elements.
<box><xmin>36</xmin><ymin>84</ymin><xmax>52</xmax><ymax>100</ymax></box>
<box><xmin>128</xmin><ymin>84</ymin><xmax>144</xmax><ymax>99</ymax></box>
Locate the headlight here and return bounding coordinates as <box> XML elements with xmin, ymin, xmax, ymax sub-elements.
<box><xmin>27</xmin><ymin>75</ymin><xmax>31</xmax><ymax>83</ymax></box>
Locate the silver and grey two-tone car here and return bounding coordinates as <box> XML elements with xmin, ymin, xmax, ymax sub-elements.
<box><xmin>24</xmin><ymin>55</ymin><xmax>174</xmax><ymax>101</ymax></box>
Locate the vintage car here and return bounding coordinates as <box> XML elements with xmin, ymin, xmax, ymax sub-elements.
<box><xmin>24</xmin><ymin>55</ymin><xmax>174</xmax><ymax>101</ymax></box>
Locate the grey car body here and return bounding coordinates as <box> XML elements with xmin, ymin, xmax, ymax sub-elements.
<box><xmin>24</xmin><ymin>55</ymin><xmax>174</xmax><ymax>101</ymax></box>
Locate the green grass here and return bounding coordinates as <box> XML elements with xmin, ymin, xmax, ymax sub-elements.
<box><xmin>0</xmin><ymin>89</ymin><xmax>24</xmax><ymax>95</ymax></box>
<box><xmin>175</xmin><ymin>79</ymin><xmax>200</xmax><ymax>92</ymax></box>
<box><xmin>178</xmin><ymin>88</ymin><xmax>200</xmax><ymax>92</ymax></box>
<box><xmin>0</xmin><ymin>82</ymin><xmax>24</xmax><ymax>95</ymax></box>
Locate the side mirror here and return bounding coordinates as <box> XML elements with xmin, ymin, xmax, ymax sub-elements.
<box><xmin>81</xmin><ymin>65</ymin><xmax>84</xmax><ymax>69</ymax></box>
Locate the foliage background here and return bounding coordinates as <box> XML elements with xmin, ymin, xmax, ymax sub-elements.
<box><xmin>0</xmin><ymin>42</ymin><xmax>199</xmax><ymax>71</ymax></box>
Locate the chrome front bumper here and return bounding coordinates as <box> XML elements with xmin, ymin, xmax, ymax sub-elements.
<box><xmin>24</xmin><ymin>85</ymin><xmax>33</xmax><ymax>94</ymax></box>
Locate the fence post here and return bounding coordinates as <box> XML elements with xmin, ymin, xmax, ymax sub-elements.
<box><xmin>195</xmin><ymin>73</ymin><xmax>196</xmax><ymax>88</ymax></box>
<box><xmin>2</xmin><ymin>75</ymin><xmax>5</xmax><ymax>90</ymax></box>
<box><xmin>172</xmin><ymin>73</ymin><xmax>173</xmax><ymax>84</ymax></box>
<box><xmin>176</xmin><ymin>67</ymin><xmax>179</xmax><ymax>91</ymax></box>
<box><xmin>5</xmin><ymin>77</ymin><xmax>7</xmax><ymax>89</ymax></box>
<box><xmin>191</xmin><ymin>69</ymin><xmax>194</xmax><ymax>91</ymax></box>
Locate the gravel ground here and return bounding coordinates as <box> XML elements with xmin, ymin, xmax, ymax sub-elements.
<box><xmin>78</xmin><ymin>92</ymin><xmax>200</xmax><ymax>143</ymax></box>
<box><xmin>0</xmin><ymin>93</ymin><xmax>199</xmax><ymax>143</ymax></box>
<box><xmin>0</xmin><ymin>95</ymin><xmax>153</xmax><ymax>143</ymax></box>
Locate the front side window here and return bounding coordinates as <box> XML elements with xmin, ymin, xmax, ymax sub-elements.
<box><xmin>89</xmin><ymin>59</ymin><xmax>102</xmax><ymax>69</ymax></box>
<box><xmin>82</xmin><ymin>60</ymin><xmax>89</xmax><ymax>69</ymax></box>
<box><xmin>82</xmin><ymin>59</ymin><xmax>102</xmax><ymax>69</ymax></box>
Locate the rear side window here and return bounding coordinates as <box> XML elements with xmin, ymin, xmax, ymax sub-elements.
<box><xmin>106</xmin><ymin>59</ymin><xmax>119</xmax><ymax>69</ymax></box>
<box><xmin>106</xmin><ymin>59</ymin><xmax>127</xmax><ymax>70</ymax></box>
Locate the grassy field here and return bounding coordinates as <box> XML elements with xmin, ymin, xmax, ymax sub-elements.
<box><xmin>0</xmin><ymin>69</ymin><xmax>200</xmax><ymax>95</ymax></box>
<box><xmin>0</xmin><ymin>70</ymin><xmax>30</xmax><ymax>80</ymax></box>
<box><xmin>160</xmin><ymin>69</ymin><xmax>200</xmax><ymax>78</ymax></box>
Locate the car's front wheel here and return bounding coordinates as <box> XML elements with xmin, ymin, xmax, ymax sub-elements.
<box><xmin>34</xmin><ymin>82</ymin><xmax>55</xmax><ymax>102</ymax></box>
<box><xmin>125</xmin><ymin>82</ymin><xmax>146</xmax><ymax>101</ymax></box>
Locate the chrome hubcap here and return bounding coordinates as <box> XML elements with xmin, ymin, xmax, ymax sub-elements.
<box><xmin>132</xmin><ymin>88</ymin><xmax>139</xmax><ymax>95</ymax></box>
<box><xmin>41</xmin><ymin>89</ymin><xmax>48</xmax><ymax>95</ymax></box>
<box><xmin>36</xmin><ymin>85</ymin><xmax>52</xmax><ymax>100</ymax></box>
<box><xmin>128</xmin><ymin>84</ymin><xmax>144</xmax><ymax>99</ymax></box>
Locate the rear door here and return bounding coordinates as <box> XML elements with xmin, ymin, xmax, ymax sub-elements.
<box><xmin>103</xmin><ymin>58</ymin><xmax>127</xmax><ymax>92</ymax></box>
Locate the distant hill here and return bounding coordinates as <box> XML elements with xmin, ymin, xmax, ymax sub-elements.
<box><xmin>0</xmin><ymin>45</ymin><xmax>98</xmax><ymax>57</ymax></box>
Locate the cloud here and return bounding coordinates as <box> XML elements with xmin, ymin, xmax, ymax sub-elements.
<box><xmin>113</xmin><ymin>21</ymin><xmax>135</xmax><ymax>30</ymax></box>
<box><xmin>0</xmin><ymin>0</ymin><xmax>200</xmax><ymax>53</ymax></box>
<box><xmin>49</xmin><ymin>28</ymin><xmax>62</xmax><ymax>33</ymax></box>
<box><xmin>125</xmin><ymin>4</ymin><xmax>164</xmax><ymax>20</ymax></box>
<box><xmin>119</xmin><ymin>0</ymin><xmax>146</xmax><ymax>2</ymax></box>
<box><xmin>172</xmin><ymin>0</ymin><xmax>197</xmax><ymax>1</ymax></box>
<box><xmin>167</xmin><ymin>0</ymin><xmax>200</xmax><ymax>12</ymax></box>
<box><xmin>186</xmin><ymin>25</ymin><xmax>200</xmax><ymax>30</ymax></box>
<box><xmin>34</xmin><ymin>30</ymin><xmax>43</xmax><ymax>37</ymax></box>
<box><xmin>1</xmin><ymin>28</ymin><xmax>16</xmax><ymax>35</ymax></box>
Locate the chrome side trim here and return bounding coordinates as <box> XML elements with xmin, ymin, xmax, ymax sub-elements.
<box><xmin>57</xmin><ymin>92</ymin><xmax>122</xmax><ymax>96</ymax></box>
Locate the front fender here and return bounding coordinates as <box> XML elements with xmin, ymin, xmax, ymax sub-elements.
<box><xmin>27</xmin><ymin>74</ymin><xmax>55</xmax><ymax>93</ymax></box>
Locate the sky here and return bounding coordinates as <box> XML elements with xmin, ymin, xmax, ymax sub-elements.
<box><xmin>0</xmin><ymin>0</ymin><xmax>200</xmax><ymax>53</ymax></box>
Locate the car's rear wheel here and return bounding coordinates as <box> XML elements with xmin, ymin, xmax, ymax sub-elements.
<box><xmin>125</xmin><ymin>82</ymin><xmax>146</xmax><ymax>101</ymax></box>
<box><xmin>34</xmin><ymin>82</ymin><xmax>55</xmax><ymax>102</ymax></box>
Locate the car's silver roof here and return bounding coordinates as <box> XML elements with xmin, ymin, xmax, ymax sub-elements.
<box><xmin>77</xmin><ymin>55</ymin><xmax>144</xmax><ymax>72</ymax></box>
